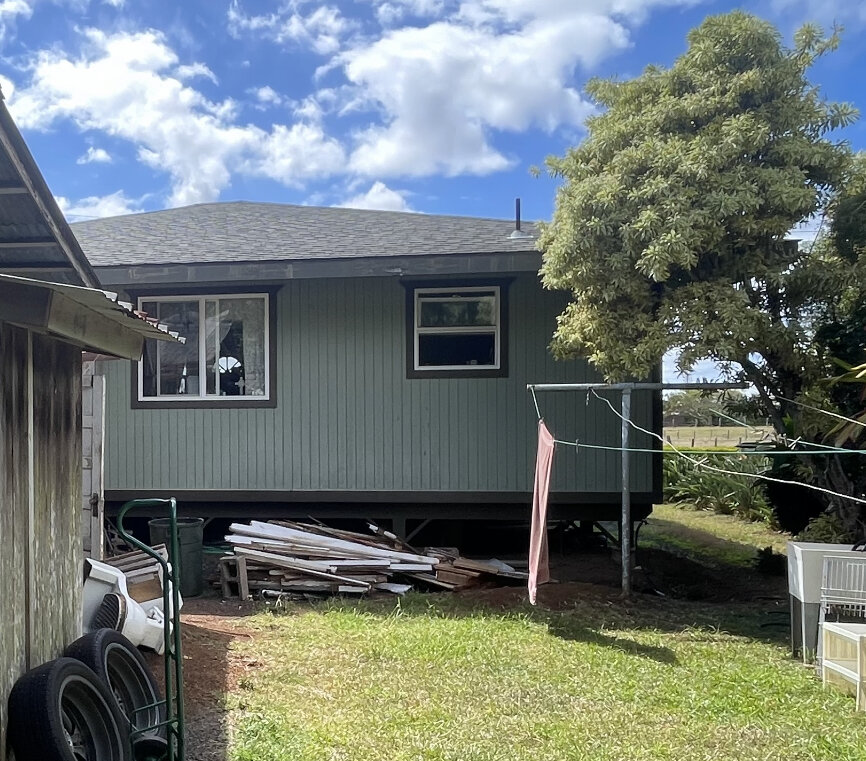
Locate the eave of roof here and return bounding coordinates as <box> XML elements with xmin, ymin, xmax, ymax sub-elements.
<box><xmin>95</xmin><ymin>249</ymin><xmax>544</xmax><ymax>288</ymax></box>
<box><xmin>0</xmin><ymin>273</ymin><xmax>182</xmax><ymax>360</ymax></box>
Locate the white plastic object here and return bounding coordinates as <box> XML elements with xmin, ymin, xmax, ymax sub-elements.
<box><xmin>787</xmin><ymin>542</ymin><xmax>864</xmax><ymax>603</ymax></box>
<box><xmin>82</xmin><ymin>558</ymin><xmax>182</xmax><ymax>654</ymax></box>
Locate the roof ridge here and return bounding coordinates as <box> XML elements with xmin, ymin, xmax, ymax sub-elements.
<box><xmin>70</xmin><ymin>200</ymin><xmax>535</xmax><ymax>227</ymax></box>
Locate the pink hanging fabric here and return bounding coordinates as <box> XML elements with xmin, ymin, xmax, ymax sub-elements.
<box><xmin>528</xmin><ymin>420</ymin><xmax>555</xmax><ymax>605</ymax></box>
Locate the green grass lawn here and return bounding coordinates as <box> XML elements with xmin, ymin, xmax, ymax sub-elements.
<box><xmin>222</xmin><ymin>510</ymin><xmax>866</xmax><ymax>761</ymax></box>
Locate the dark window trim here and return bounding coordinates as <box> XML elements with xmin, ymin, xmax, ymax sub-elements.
<box><xmin>401</xmin><ymin>277</ymin><xmax>512</xmax><ymax>379</ymax></box>
<box><xmin>128</xmin><ymin>285</ymin><xmax>279</xmax><ymax>410</ymax></box>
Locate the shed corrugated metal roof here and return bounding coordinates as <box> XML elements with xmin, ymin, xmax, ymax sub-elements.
<box><xmin>0</xmin><ymin>99</ymin><xmax>100</xmax><ymax>287</ymax></box>
<box><xmin>0</xmin><ymin>273</ymin><xmax>183</xmax><ymax>344</ymax></box>
<box><xmin>72</xmin><ymin>201</ymin><xmax>539</xmax><ymax>267</ymax></box>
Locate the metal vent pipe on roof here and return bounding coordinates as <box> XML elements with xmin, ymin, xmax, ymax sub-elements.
<box><xmin>509</xmin><ymin>197</ymin><xmax>533</xmax><ymax>239</ymax></box>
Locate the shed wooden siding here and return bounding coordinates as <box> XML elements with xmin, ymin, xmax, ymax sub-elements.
<box><xmin>103</xmin><ymin>274</ymin><xmax>657</xmax><ymax>496</ymax></box>
<box><xmin>0</xmin><ymin>326</ymin><xmax>82</xmax><ymax>759</ymax></box>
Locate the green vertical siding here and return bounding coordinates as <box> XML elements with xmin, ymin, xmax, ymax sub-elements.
<box><xmin>103</xmin><ymin>274</ymin><xmax>657</xmax><ymax>495</ymax></box>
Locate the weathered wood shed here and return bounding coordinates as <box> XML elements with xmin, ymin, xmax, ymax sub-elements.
<box><xmin>0</xmin><ymin>97</ymin><xmax>178</xmax><ymax>761</ymax></box>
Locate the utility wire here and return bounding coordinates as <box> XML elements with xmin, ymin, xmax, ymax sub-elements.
<box><xmin>591</xmin><ymin>389</ymin><xmax>866</xmax><ymax>507</ymax></box>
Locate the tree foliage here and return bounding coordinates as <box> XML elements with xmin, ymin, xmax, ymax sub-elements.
<box><xmin>663</xmin><ymin>389</ymin><xmax>761</xmax><ymax>426</ymax></box>
<box><xmin>539</xmin><ymin>12</ymin><xmax>860</xmax><ymax>436</ymax></box>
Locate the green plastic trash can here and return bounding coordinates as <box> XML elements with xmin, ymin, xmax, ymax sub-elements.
<box><xmin>149</xmin><ymin>517</ymin><xmax>204</xmax><ymax>598</ymax></box>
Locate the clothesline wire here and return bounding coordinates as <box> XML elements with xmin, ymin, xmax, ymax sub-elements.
<box><xmin>708</xmin><ymin>407</ymin><xmax>765</xmax><ymax>432</ymax></box>
<box><xmin>549</xmin><ymin>438</ymin><xmax>865</xmax><ymax>456</ymax></box>
<box><xmin>773</xmin><ymin>393</ymin><xmax>866</xmax><ymax>430</ymax></box>
<box><xmin>530</xmin><ymin>386</ymin><xmax>541</xmax><ymax>421</ymax></box>
<box><xmin>708</xmin><ymin>406</ymin><xmax>860</xmax><ymax>455</ymax></box>
<box><xmin>590</xmin><ymin>389</ymin><xmax>866</xmax><ymax>507</ymax></box>
<box><xmin>532</xmin><ymin>390</ymin><xmax>862</xmax><ymax>457</ymax></box>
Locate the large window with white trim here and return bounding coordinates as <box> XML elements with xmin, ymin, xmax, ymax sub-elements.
<box><xmin>411</xmin><ymin>285</ymin><xmax>503</xmax><ymax>374</ymax></box>
<box><xmin>138</xmin><ymin>294</ymin><xmax>269</xmax><ymax>401</ymax></box>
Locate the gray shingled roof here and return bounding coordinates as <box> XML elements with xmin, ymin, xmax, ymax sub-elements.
<box><xmin>71</xmin><ymin>201</ymin><xmax>539</xmax><ymax>267</ymax></box>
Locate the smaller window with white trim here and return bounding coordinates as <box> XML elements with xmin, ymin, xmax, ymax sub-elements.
<box><xmin>413</xmin><ymin>286</ymin><xmax>501</xmax><ymax>372</ymax></box>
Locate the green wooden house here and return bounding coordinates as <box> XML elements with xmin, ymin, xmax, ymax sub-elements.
<box><xmin>73</xmin><ymin>202</ymin><xmax>661</xmax><ymax>534</ymax></box>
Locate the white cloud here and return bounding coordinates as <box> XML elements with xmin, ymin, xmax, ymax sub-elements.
<box><xmin>76</xmin><ymin>146</ymin><xmax>112</xmax><ymax>164</ymax></box>
<box><xmin>340</xmin><ymin>10</ymin><xmax>629</xmax><ymax>177</ymax></box>
<box><xmin>250</xmin><ymin>85</ymin><xmax>283</xmax><ymax>107</ymax></box>
<box><xmin>338</xmin><ymin>180</ymin><xmax>414</xmax><ymax>211</ymax></box>
<box><xmin>228</xmin><ymin>1</ymin><xmax>356</xmax><ymax>55</ymax></box>
<box><xmin>175</xmin><ymin>62</ymin><xmax>218</xmax><ymax>84</ymax></box>
<box><xmin>225</xmin><ymin>0</ymin><xmax>697</xmax><ymax>182</ymax></box>
<box><xmin>245</xmin><ymin>123</ymin><xmax>345</xmax><ymax>185</ymax></box>
<box><xmin>102</xmin><ymin>0</ymin><xmax>125</xmax><ymax>7</ymax></box>
<box><xmin>0</xmin><ymin>0</ymin><xmax>32</xmax><ymax>43</ymax></box>
<box><xmin>10</xmin><ymin>28</ymin><xmax>347</xmax><ymax>206</ymax></box>
<box><xmin>372</xmin><ymin>0</ymin><xmax>445</xmax><ymax>26</ymax></box>
<box><xmin>57</xmin><ymin>189</ymin><xmax>140</xmax><ymax>220</ymax></box>
<box><xmin>0</xmin><ymin>73</ymin><xmax>14</xmax><ymax>99</ymax></box>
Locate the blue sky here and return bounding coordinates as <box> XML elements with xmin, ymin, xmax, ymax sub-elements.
<box><xmin>1</xmin><ymin>0</ymin><xmax>863</xmax><ymax>225</ymax></box>
<box><xmin>1</xmin><ymin>1</ymin><xmax>863</xmax><ymax>379</ymax></box>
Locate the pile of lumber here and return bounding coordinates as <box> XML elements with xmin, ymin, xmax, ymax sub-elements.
<box><xmin>222</xmin><ymin>521</ymin><xmax>528</xmax><ymax>599</ymax></box>
<box><xmin>224</xmin><ymin>520</ymin><xmax>435</xmax><ymax>598</ymax></box>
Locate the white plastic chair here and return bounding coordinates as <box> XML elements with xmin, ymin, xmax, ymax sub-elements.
<box><xmin>822</xmin><ymin>556</ymin><xmax>866</xmax><ymax>620</ymax></box>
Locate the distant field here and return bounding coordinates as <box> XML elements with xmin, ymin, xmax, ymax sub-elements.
<box><xmin>664</xmin><ymin>425</ymin><xmax>774</xmax><ymax>448</ymax></box>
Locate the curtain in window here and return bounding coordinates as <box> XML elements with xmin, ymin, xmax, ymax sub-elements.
<box><xmin>221</xmin><ymin>298</ymin><xmax>266</xmax><ymax>396</ymax></box>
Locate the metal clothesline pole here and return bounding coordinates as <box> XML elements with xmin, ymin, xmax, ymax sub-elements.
<box><xmin>527</xmin><ymin>381</ymin><xmax>749</xmax><ymax>597</ymax></box>
<box><xmin>621</xmin><ymin>388</ymin><xmax>631</xmax><ymax>596</ymax></box>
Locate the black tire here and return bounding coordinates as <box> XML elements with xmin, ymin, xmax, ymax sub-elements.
<box><xmin>7</xmin><ymin>657</ymin><xmax>131</xmax><ymax>761</ymax></box>
<box><xmin>64</xmin><ymin>629</ymin><xmax>166</xmax><ymax>738</ymax></box>
<box><xmin>132</xmin><ymin>735</ymin><xmax>169</xmax><ymax>761</ymax></box>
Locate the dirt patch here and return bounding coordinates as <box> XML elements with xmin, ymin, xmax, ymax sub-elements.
<box><xmin>143</xmin><ymin>598</ymin><xmax>258</xmax><ymax>761</ymax></box>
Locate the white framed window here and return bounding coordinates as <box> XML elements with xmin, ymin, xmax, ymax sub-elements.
<box><xmin>412</xmin><ymin>286</ymin><xmax>502</xmax><ymax>373</ymax></box>
<box><xmin>137</xmin><ymin>293</ymin><xmax>270</xmax><ymax>402</ymax></box>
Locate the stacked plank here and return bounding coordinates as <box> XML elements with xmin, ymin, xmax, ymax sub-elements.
<box><xmin>105</xmin><ymin>544</ymin><xmax>168</xmax><ymax>605</ymax></box>
<box><xmin>411</xmin><ymin>549</ymin><xmax>529</xmax><ymax>590</ymax></box>
<box><xmin>225</xmin><ymin>520</ymin><xmax>438</xmax><ymax>597</ymax></box>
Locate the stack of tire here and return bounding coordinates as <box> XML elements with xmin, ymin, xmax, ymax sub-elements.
<box><xmin>7</xmin><ymin>629</ymin><xmax>167</xmax><ymax>761</ymax></box>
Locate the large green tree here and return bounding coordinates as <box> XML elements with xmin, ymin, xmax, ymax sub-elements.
<box><xmin>539</xmin><ymin>12</ymin><xmax>860</xmax><ymax>436</ymax></box>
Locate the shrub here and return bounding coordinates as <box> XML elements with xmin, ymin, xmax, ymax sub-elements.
<box><xmin>798</xmin><ymin>512</ymin><xmax>855</xmax><ymax>543</ymax></box>
<box><xmin>663</xmin><ymin>451</ymin><xmax>774</xmax><ymax>523</ymax></box>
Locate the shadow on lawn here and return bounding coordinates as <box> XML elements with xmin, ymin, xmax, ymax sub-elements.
<box><xmin>547</xmin><ymin>619</ymin><xmax>678</xmax><ymax>664</ymax></box>
<box><xmin>638</xmin><ymin>515</ymin><xmax>784</xmax><ymax>570</ymax></box>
